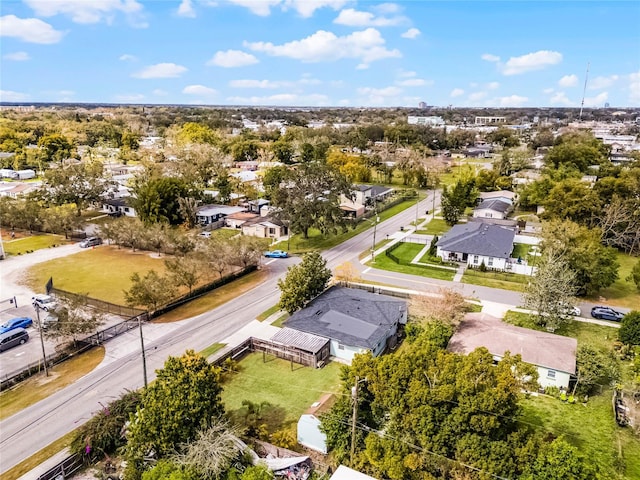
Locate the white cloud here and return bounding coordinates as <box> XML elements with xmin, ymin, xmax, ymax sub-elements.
<box><xmin>227</xmin><ymin>0</ymin><xmax>281</xmax><ymax>16</ymax></box>
<box><xmin>0</xmin><ymin>15</ymin><xmax>64</xmax><ymax>44</ymax></box>
<box><xmin>589</xmin><ymin>75</ymin><xmax>619</xmax><ymax>90</ymax></box>
<box><xmin>119</xmin><ymin>53</ymin><xmax>137</xmax><ymax>61</ymax></box>
<box><xmin>207</xmin><ymin>50</ymin><xmax>259</xmax><ymax>67</ymax></box>
<box><xmin>468</xmin><ymin>91</ymin><xmax>487</xmax><ymax>101</ymax></box>
<box><xmin>0</xmin><ymin>90</ymin><xmax>30</xmax><ymax>102</ymax></box>
<box><xmin>245</xmin><ymin>28</ymin><xmax>401</xmax><ymax>66</ymax></box>
<box><xmin>450</xmin><ymin>88</ymin><xmax>464</xmax><ymax>98</ymax></box>
<box><xmin>152</xmin><ymin>89</ymin><xmax>168</xmax><ymax>96</ymax></box>
<box><xmin>333</xmin><ymin>8</ymin><xmax>405</xmax><ymax>27</ymax></box>
<box><xmin>629</xmin><ymin>71</ymin><xmax>640</xmax><ymax>103</ymax></box>
<box><xmin>183</xmin><ymin>84</ymin><xmax>218</xmax><ymax>96</ymax></box>
<box><xmin>24</xmin><ymin>0</ymin><xmax>146</xmax><ymax>25</ymax></box>
<box><xmin>401</xmin><ymin>28</ymin><xmax>420</xmax><ymax>39</ymax></box>
<box><xmin>487</xmin><ymin>81</ymin><xmax>500</xmax><ymax>90</ymax></box>
<box><xmin>396</xmin><ymin>78</ymin><xmax>432</xmax><ymax>87</ymax></box>
<box><xmin>4</xmin><ymin>51</ymin><xmax>30</xmax><ymax>61</ymax></box>
<box><xmin>481</xmin><ymin>53</ymin><xmax>500</xmax><ymax>62</ymax></box>
<box><xmin>229</xmin><ymin>79</ymin><xmax>287</xmax><ymax>89</ymax></box>
<box><xmin>501</xmin><ymin>50</ymin><xmax>562</xmax><ymax>75</ymax></box>
<box><xmin>558</xmin><ymin>74</ymin><xmax>578</xmax><ymax>87</ymax></box>
<box><xmin>498</xmin><ymin>95</ymin><xmax>528</xmax><ymax>107</ymax></box>
<box><xmin>543</xmin><ymin>87</ymin><xmax>555</xmax><ymax>94</ymax></box>
<box><xmin>398</xmin><ymin>70</ymin><xmax>416</xmax><ymax>78</ymax></box>
<box><xmin>550</xmin><ymin>91</ymin><xmax>572</xmax><ymax>106</ymax></box>
<box><xmin>583</xmin><ymin>91</ymin><xmax>609</xmax><ymax>107</ymax></box>
<box><xmin>357</xmin><ymin>86</ymin><xmax>402</xmax><ymax>97</ymax></box>
<box><xmin>374</xmin><ymin>3</ymin><xmax>401</xmax><ymax>14</ymax></box>
<box><xmin>132</xmin><ymin>63</ymin><xmax>187</xmax><ymax>78</ymax></box>
<box><xmin>226</xmin><ymin>93</ymin><xmax>330</xmax><ymax>105</ymax></box>
<box><xmin>113</xmin><ymin>93</ymin><xmax>145</xmax><ymax>102</ymax></box>
<box><xmin>356</xmin><ymin>63</ymin><xmax>369</xmax><ymax>70</ymax></box>
<box><xmin>287</xmin><ymin>0</ymin><xmax>347</xmax><ymax>18</ymax></box>
<box><xmin>177</xmin><ymin>0</ymin><xmax>196</xmax><ymax>17</ymax></box>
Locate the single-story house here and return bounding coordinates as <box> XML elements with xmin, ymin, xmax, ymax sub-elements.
<box><xmin>297</xmin><ymin>393</ymin><xmax>336</xmax><ymax>454</ymax></box>
<box><xmin>281</xmin><ymin>286</ymin><xmax>407</xmax><ymax>364</ymax></box>
<box><xmin>436</xmin><ymin>222</ymin><xmax>516</xmax><ymax>271</ymax></box>
<box><xmin>478</xmin><ymin>190</ymin><xmax>516</xmax><ymax>205</ymax></box>
<box><xmin>103</xmin><ymin>198</ymin><xmax>136</xmax><ymax>217</ymax></box>
<box><xmin>241</xmin><ymin>216</ymin><xmax>288</xmax><ymax>239</ymax></box>
<box><xmin>225</xmin><ymin>211</ymin><xmax>260</xmax><ymax>229</ymax></box>
<box><xmin>196</xmin><ymin>204</ymin><xmax>246</xmax><ymax>226</ymax></box>
<box><xmin>246</xmin><ymin>198</ymin><xmax>270</xmax><ymax>214</ymax></box>
<box><xmin>472</xmin><ymin>198</ymin><xmax>512</xmax><ymax>220</ymax></box>
<box><xmin>330</xmin><ymin>466</ymin><xmax>378</xmax><ymax>480</ymax></box>
<box><xmin>11</xmin><ymin>169</ymin><xmax>36</xmax><ymax>180</ymax></box>
<box><xmin>0</xmin><ymin>168</ymin><xmax>15</xmax><ymax>178</ymax></box>
<box><xmin>464</xmin><ymin>147</ymin><xmax>491</xmax><ymax>158</ymax></box>
<box><xmin>340</xmin><ymin>185</ymin><xmax>371</xmax><ymax>218</ymax></box>
<box><xmin>231</xmin><ymin>170</ymin><xmax>258</xmax><ymax>183</ymax></box>
<box><xmin>370</xmin><ymin>185</ymin><xmax>394</xmax><ymax>202</ymax></box>
<box><xmin>0</xmin><ymin>181</ymin><xmax>40</xmax><ymax>198</ymax></box>
<box><xmin>448</xmin><ymin>313</ymin><xmax>577</xmax><ymax>390</ymax></box>
<box><xmin>339</xmin><ymin>203</ymin><xmax>365</xmax><ymax>218</ymax></box>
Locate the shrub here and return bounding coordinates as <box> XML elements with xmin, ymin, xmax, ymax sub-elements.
<box><xmin>478</xmin><ymin>260</ymin><xmax>487</xmax><ymax>272</ymax></box>
<box><xmin>618</xmin><ymin>311</ymin><xmax>640</xmax><ymax>346</ymax></box>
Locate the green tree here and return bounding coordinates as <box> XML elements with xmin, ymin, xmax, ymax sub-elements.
<box><xmin>44</xmin><ymin>203</ymin><xmax>83</xmax><ymax>238</ymax></box>
<box><xmin>127</xmin><ymin>351</ymin><xmax>224</xmax><ymax>458</ymax></box>
<box><xmin>231</xmin><ymin>139</ymin><xmax>259</xmax><ymax>162</ymax></box>
<box><xmin>176</xmin><ymin>122</ymin><xmax>219</xmax><ymax>146</ymax></box>
<box><xmin>125</xmin><ymin>270</ymin><xmax>176</xmax><ymax>312</ymax></box>
<box><xmin>541</xmin><ymin>220</ymin><xmax>619</xmax><ymax>296</ymax></box>
<box><xmin>486</xmin><ymin>127</ymin><xmax>519</xmax><ymax>147</ymax></box>
<box><xmin>165</xmin><ymin>254</ymin><xmax>203</xmax><ymax>296</ymax></box>
<box><xmin>542</xmin><ymin>178</ymin><xmax>601</xmax><ymax>225</ymax></box>
<box><xmin>133</xmin><ymin>177</ymin><xmax>193</xmax><ymax>225</ymax></box>
<box><xmin>545</xmin><ymin>134</ymin><xmax>606</xmax><ymax>172</ymax></box>
<box><xmin>142</xmin><ymin>460</ymin><xmax>198</xmax><ymax>480</ymax></box>
<box><xmin>521</xmin><ymin>437</ymin><xmax>596</xmax><ymax>480</ymax></box>
<box><xmin>573</xmin><ymin>344</ymin><xmax>620</xmax><ymax>395</ymax></box>
<box><xmin>262</xmin><ymin>165</ymin><xmax>288</xmax><ymax>200</ymax></box>
<box><xmin>626</xmin><ymin>258</ymin><xmax>640</xmax><ymax>290</ymax></box>
<box><xmin>38</xmin><ymin>133</ymin><xmax>74</xmax><ymax>163</ymax></box>
<box><xmin>240</xmin><ymin>465</ymin><xmax>273</xmax><ymax>480</ymax></box>
<box><xmin>618</xmin><ymin>311</ymin><xmax>640</xmax><ymax>345</ymax></box>
<box><xmin>441</xmin><ymin>179</ymin><xmax>476</xmax><ymax>226</ymax></box>
<box><xmin>271</xmin><ymin>138</ymin><xmax>294</xmax><ymax>164</ymax></box>
<box><xmin>278</xmin><ymin>252</ymin><xmax>331</xmax><ymax>313</ymax></box>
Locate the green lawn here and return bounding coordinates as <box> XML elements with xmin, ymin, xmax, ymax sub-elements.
<box><xmin>593</xmin><ymin>252</ymin><xmax>640</xmax><ymax>309</ymax></box>
<box><xmin>511</xmin><ymin>243</ymin><xmax>534</xmax><ymax>261</ymax></box>
<box><xmin>20</xmin><ymin>245</ymin><xmax>170</xmax><ymax>303</ymax></box>
<box><xmin>369</xmin><ymin>251</ymin><xmax>455</xmax><ymax>281</ymax></box>
<box><xmin>416</xmin><ymin>218</ymin><xmax>452</xmax><ymax>236</ymax></box>
<box><xmin>257</xmin><ymin>304</ymin><xmax>280</xmax><ymax>321</ymax></box>
<box><xmin>271</xmin><ymin>313</ymin><xmax>290</xmax><ymax>327</ymax></box>
<box><xmin>200</xmin><ymin>342</ymin><xmax>226</xmax><ymax>358</ymax></box>
<box><xmin>274</xmin><ymin>197</ymin><xmax>419</xmax><ymax>253</ymax></box>
<box><xmin>389</xmin><ymin>242</ymin><xmax>425</xmax><ymax>263</ymax></box>
<box><xmin>462</xmin><ymin>268</ymin><xmax>529</xmax><ymax>292</ymax></box>
<box><xmin>519</xmin><ymin>393</ymin><xmax>639</xmax><ymax>479</ymax></box>
<box><xmin>221</xmin><ymin>352</ymin><xmax>342</xmax><ymax>426</ymax></box>
<box><xmin>209</xmin><ymin>228</ymin><xmax>242</xmax><ymax>240</ymax></box>
<box><xmin>4</xmin><ymin>234</ymin><xmax>70</xmax><ymax>256</ymax></box>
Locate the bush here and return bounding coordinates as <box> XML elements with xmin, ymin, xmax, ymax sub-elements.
<box><xmin>544</xmin><ymin>386</ymin><xmax>560</xmax><ymax>398</ymax></box>
<box><xmin>478</xmin><ymin>260</ymin><xmax>487</xmax><ymax>272</ymax></box>
<box><xmin>618</xmin><ymin>311</ymin><xmax>640</xmax><ymax>346</ymax></box>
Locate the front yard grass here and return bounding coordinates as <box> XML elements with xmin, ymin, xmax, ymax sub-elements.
<box><xmin>592</xmin><ymin>252</ymin><xmax>640</xmax><ymax>309</ymax></box>
<box><xmin>462</xmin><ymin>268</ymin><xmax>529</xmax><ymax>292</ymax></box>
<box><xmin>519</xmin><ymin>392</ymin><xmax>639</xmax><ymax>479</ymax></box>
<box><xmin>221</xmin><ymin>352</ymin><xmax>342</xmax><ymax>426</ymax></box>
<box><xmin>388</xmin><ymin>242</ymin><xmax>425</xmax><ymax>263</ymax></box>
<box><xmin>3</xmin><ymin>233</ymin><xmax>70</xmax><ymax>256</ymax></box>
<box><xmin>416</xmin><ymin>218</ymin><xmax>452</xmax><ymax>236</ymax></box>
<box><xmin>511</xmin><ymin>243</ymin><xmax>534</xmax><ymax>262</ymax></box>
<box><xmin>20</xmin><ymin>245</ymin><xmax>170</xmax><ymax>303</ymax></box>
<box><xmin>275</xmin><ymin>197</ymin><xmax>419</xmax><ymax>253</ymax></box>
<box><xmin>368</xmin><ymin>250</ymin><xmax>455</xmax><ymax>281</ymax></box>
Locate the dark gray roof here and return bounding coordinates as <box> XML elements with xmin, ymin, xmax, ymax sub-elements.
<box><xmin>370</xmin><ymin>185</ymin><xmax>394</xmax><ymax>197</ymax></box>
<box><xmin>355</xmin><ymin>184</ymin><xmax>372</xmax><ymax>192</ymax></box>
<box><xmin>284</xmin><ymin>286</ymin><xmax>406</xmax><ymax>350</ymax></box>
<box><xmin>437</xmin><ymin>222</ymin><xmax>515</xmax><ymax>258</ymax></box>
<box><xmin>475</xmin><ymin>199</ymin><xmax>511</xmax><ymax>214</ymax></box>
<box><xmin>104</xmin><ymin>198</ymin><xmax>129</xmax><ymax>207</ymax></box>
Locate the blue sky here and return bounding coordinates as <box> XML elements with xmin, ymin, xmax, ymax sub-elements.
<box><xmin>1</xmin><ymin>1</ymin><xmax>639</xmax><ymax>107</ymax></box>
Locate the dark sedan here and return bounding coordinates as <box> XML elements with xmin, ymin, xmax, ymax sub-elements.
<box><xmin>590</xmin><ymin>306</ymin><xmax>624</xmax><ymax>322</ymax></box>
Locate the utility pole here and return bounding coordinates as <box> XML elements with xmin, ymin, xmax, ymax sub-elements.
<box><xmin>138</xmin><ymin>314</ymin><xmax>148</xmax><ymax>388</ymax></box>
<box><xmin>415</xmin><ymin>192</ymin><xmax>420</xmax><ymax>228</ymax></box>
<box><xmin>34</xmin><ymin>305</ymin><xmax>49</xmax><ymax>377</ymax></box>
<box><xmin>350</xmin><ymin>376</ymin><xmax>360</xmax><ymax>465</ymax></box>
<box><xmin>371</xmin><ymin>211</ymin><xmax>379</xmax><ymax>262</ymax></box>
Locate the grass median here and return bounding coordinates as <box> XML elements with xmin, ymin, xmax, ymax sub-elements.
<box><xmin>3</xmin><ymin>233</ymin><xmax>70</xmax><ymax>256</ymax></box>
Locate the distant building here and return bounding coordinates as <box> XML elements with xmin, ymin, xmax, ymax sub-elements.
<box><xmin>475</xmin><ymin>116</ymin><xmax>507</xmax><ymax>125</ymax></box>
<box><xmin>408</xmin><ymin>115</ymin><xmax>444</xmax><ymax>126</ymax></box>
<box><xmin>418</xmin><ymin>101</ymin><xmax>428</xmax><ymax>109</ymax></box>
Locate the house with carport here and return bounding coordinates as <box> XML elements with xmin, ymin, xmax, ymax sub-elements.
<box><xmin>278</xmin><ymin>286</ymin><xmax>407</xmax><ymax>364</ymax></box>
<box><xmin>436</xmin><ymin>222</ymin><xmax>516</xmax><ymax>271</ymax></box>
<box><xmin>448</xmin><ymin>313</ymin><xmax>577</xmax><ymax>390</ymax></box>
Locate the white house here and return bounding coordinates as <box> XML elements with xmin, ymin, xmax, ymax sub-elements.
<box><xmin>436</xmin><ymin>222</ymin><xmax>516</xmax><ymax>271</ymax></box>
<box><xmin>478</xmin><ymin>190</ymin><xmax>516</xmax><ymax>205</ymax></box>
<box><xmin>12</xmin><ymin>169</ymin><xmax>36</xmax><ymax>180</ymax></box>
<box><xmin>241</xmin><ymin>217</ymin><xmax>288</xmax><ymax>239</ymax></box>
<box><xmin>103</xmin><ymin>198</ymin><xmax>136</xmax><ymax>217</ymax></box>
<box><xmin>297</xmin><ymin>394</ymin><xmax>336</xmax><ymax>454</ymax></box>
<box><xmin>196</xmin><ymin>204</ymin><xmax>246</xmax><ymax>226</ymax></box>
<box><xmin>448</xmin><ymin>313</ymin><xmax>577</xmax><ymax>390</ymax></box>
<box><xmin>473</xmin><ymin>199</ymin><xmax>512</xmax><ymax>220</ymax></box>
<box><xmin>340</xmin><ymin>185</ymin><xmax>371</xmax><ymax>218</ymax></box>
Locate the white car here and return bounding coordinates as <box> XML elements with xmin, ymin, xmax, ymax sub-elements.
<box><xmin>32</xmin><ymin>294</ymin><xmax>58</xmax><ymax>312</ymax></box>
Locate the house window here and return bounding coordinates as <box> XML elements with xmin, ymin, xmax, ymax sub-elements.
<box><xmin>547</xmin><ymin>370</ymin><xmax>556</xmax><ymax>379</ymax></box>
<box><xmin>268</xmin><ymin>228</ymin><xmax>275</xmax><ymax>235</ymax></box>
<box><xmin>485</xmin><ymin>212</ymin><xmax>492</xmax><ymax>218</ymax></box>
<box><xmin>338</xmin><ymin>344</ymin><xmax>344</xmax><ymax>350</ymax></box>
<box><xmin>473</xmin><ymin>255</ymin><xmax>479</xmax><ymax>264</ymax></box>
<box><xmin>124</xmin><ymin>207</ymin><xmax>130</xmax><ymax>212</ymax></box>
<box><xmin>488</xmin><ymin>257</ymin><xmax>494</xmax><ymax>267</ymax></box>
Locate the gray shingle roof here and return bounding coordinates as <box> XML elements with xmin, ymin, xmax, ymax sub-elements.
<box><xmin>448</xmin><ymin>313</ymin><xmax>577</xmax><ymax>374</ymax></box>
<box><xmin>270</xmin><ymin>327</ymin><xmax>329</xmax><ymax>354</ymax></box>
<box><xmin>475</xmin><ymin>199</ymin><xmax>511</xmax><ymax>213</ymax></box>
<box><xmin>436</xmin><ymin>222</ymin><xmax>515</xmax><ymax>258</ymax></box>
<box><xmin>283</xmin><ymin>286</ymin><xmax>406</xmax><ymax>350</ymax></box>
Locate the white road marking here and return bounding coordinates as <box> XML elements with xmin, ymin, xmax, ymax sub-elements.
<box><xmin>265</xmin><ymin>259</ymin><xmax>277</xmax><ymax>265</ymax></box>
<box><xmin>362</xmin><ymin>267</ymin><xmax>371</xmax><ymax>274</ymax></box>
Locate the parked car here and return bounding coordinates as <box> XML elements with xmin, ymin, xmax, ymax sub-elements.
<box><xmin>80</xmin><ymin>236</ymin><xmax>103</xmax><ymax>248</ymax></box>
<box><xmin>0</xmin><ymin>317</ymin><xmax>33</xmax><ymax>334</ymax></box>
<box><xmin>32</xmin><ymin>294</ymin><xmax>58</xmax><ymax>312</ymax></box>
<box><xmin>264</xmin><ymin>250</ymin><xmax>289</xmax><ymax>258</ymax></box>
<box><xmin>198</xmin><ymin>231</ymin><xmax>212</xmax><ymax>238</ymax></box>
<box><xmin>590</xmin><ymin>306</ymin><xmax>624</xmax><ymax>322</ymax></box>
<box><xmin>0</xmin><ymin>328</ymin><xmax>29</xmax><ymax>352</ymax></box>
<box><xmin>558</xmin><ymin>302</ymin><xmax>581</xmax><ymax>316</ymax></box>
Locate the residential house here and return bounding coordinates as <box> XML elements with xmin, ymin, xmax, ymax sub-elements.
<box><xmin>448</xmin><ymin>313</ymin><xmax>577</xmax><ymax>390</ymax></box>
<box><xmin>340</xmin><ymin>185</ymin><xmax>371</xmax><ymax>218</ymax></box>
<box><xmin>436</xmin><ymin>222</ymin><xmax>516</xmax><ymax>271</ymax></box>
<box><xmin>225</xmin><ymin>212</ymin><xmax>259</xmax><ymax>229</ymax></box>
<box><xmin>0</xmin><ymin>169</ymin><xmax>16</xmax><ymax>178</ymax></box>
<box><xmin>279</xmin><ymin>286</ymin><xmax>407</xmax><ymax>364</ymax></box>
<box><xmin>478</xmin><ymin>190</ymin><xmax>516</xmax><ymax>205</ymax></box>
<box><xmin>370</xmin><ymin>185</ymin><xmax>395</xmax><ymax>202</ymax></box>
<box><xmin>11</xmin><ymin>169</ymin><xmax>36</xmax><ymax>180</ymax></box>
<box><xmin>245</xmin><ymin>198</ymin><xmax>270</xmax><ymax>214</ymax></box>
<box><xmin>473</xmin><ymin>199</ymin><xmax>512</xmax><ymax>220</ymax></box>
<box><xmin>464</xmin><ymin>147</ymin><xmax>492</xmax><ymax>158</ymax></box>
<box><xmin>103</xmin><ymin>198</ymin><xmax>136</xmax><ymax>217</ymax></box>
<box><xmin>196</xmin><ymin>204</ymin><xmax>246</xmax><ymax>226</ymax></box>
<box><xmin>297</xmin><ymin>394</ymin><xmax>336</xmax><ymax>454</ymax></box>
<box><xmin>0</xmin><ymin>181</ymin><xmax>40</xmax><ymax>198</ymax></box>
<box><xmin>241</xmin><ymin>216</ymin><xmax>288</xmax><ymax>239</ymax></box>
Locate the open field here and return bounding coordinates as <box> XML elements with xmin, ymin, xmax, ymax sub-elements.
<box><xmin>462</xmin><ymin>268</ymin><xmax>529</xmax><ymax>292</ymax></box>
<box><xmin>275</xmin><ymin>197</ymin><xmax>419</xmax><ymax>253</ymax></box>
<box><xmin>3</xmin><ymin>233</ymin><xmax>70</xmax><ymax>256</ymax></box>
<box><xmin>593</xmin><ymin>252</ymin><xmax>640</xmax><ymax>309</ymax></box>
<box><xmin>520</xmin><ymin>393</ymin><xmax>640</xmax><ymax>479</ymax></box>
<box><xmin>20</xmin><ymin>245</ymin><xmax>170</xmax><ymax>303</ymax></box>
<box><xmin>0</xmin><ymin>347</ymin><xmax>105</xmax><ymax>420</ymax></box>
<box><xmin>221</xmin><ymin>352</ymin><xmax>342</xmax><ymax>426</ymax></box>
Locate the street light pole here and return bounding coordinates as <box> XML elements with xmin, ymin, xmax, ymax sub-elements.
<box><xmin>138</xmin><ymin>314</ymin><xmax>148</xmax><ymax>388</ymax></box>
<box><xmin>34</xmin><ymin>305</ymin><xmax>49</xmax><ymax>377</ymax></box>
<box><xmin>371</xmin><ymin>213</ymin><xmax>379</xmax><ymax>262</ymax></box>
